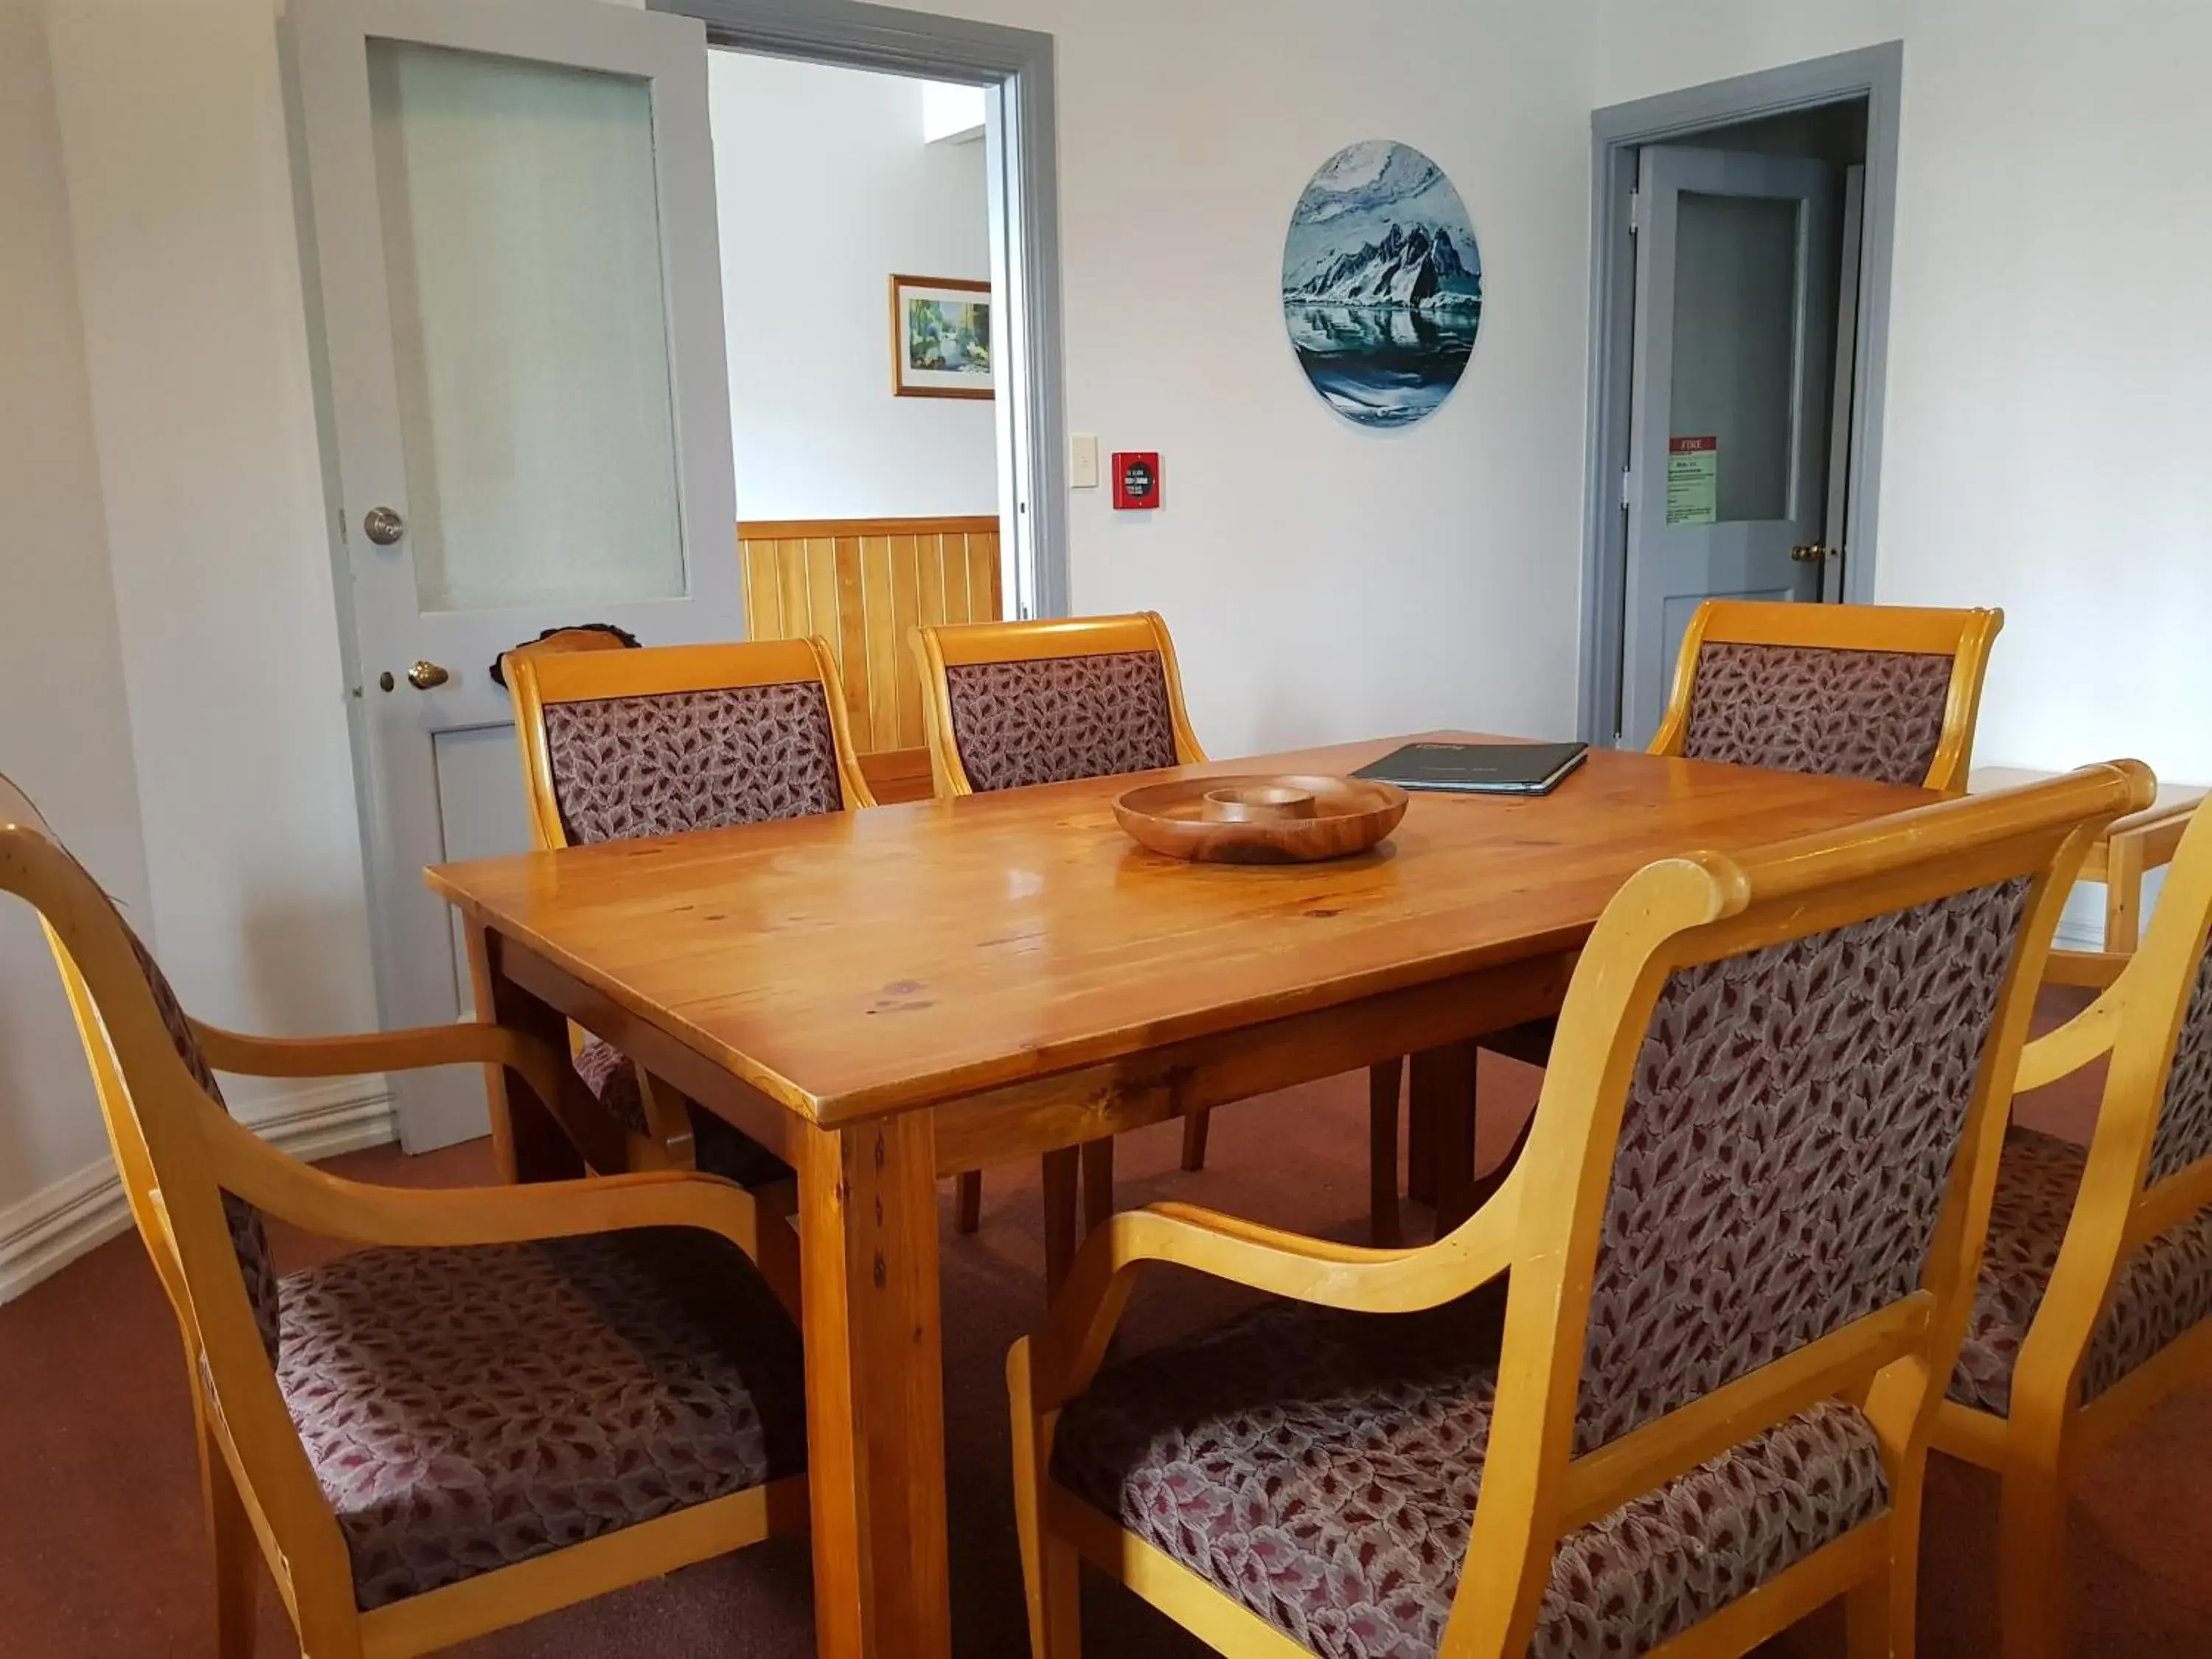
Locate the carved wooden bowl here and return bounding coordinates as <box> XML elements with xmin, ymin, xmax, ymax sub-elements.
<box><xmin>1113</xmin><ymin>774</ymin><xmax>1409</xmax><ymax>864</ymax></box>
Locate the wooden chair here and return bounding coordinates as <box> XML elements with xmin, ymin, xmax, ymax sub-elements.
<box><xmin>910</xmin><ymin>613</ymin><xmax>1236</xmax><ymax>1271</ymax></box>
<box><xmin>1650</xmin><ymin>598</ymin><xmax>2003</xmax><ymax>792</ymax></box>
<box><xmin>1009</xmin><ymin>762</ymin><xmax>2148</xmax><ymax>1659</ymax></box>
<box><xmin>1388</xmin><ymin>599</ymin><xmax>2012</xmax><ymax>1242</ymax></box>
<box><xmin>507</xmin><ymin>636</ymin><xmax>874</xmax><ymax>1189</ymax></box>
<box><xmin>0</xmin><ymin>773</ymin><xmax>808</xmax><ymax>1659</ymax></box>
<box><xmin>1936</xmin><ymin>796</ymin><xmax>2212</xmax><ymax>1659</ymax></box>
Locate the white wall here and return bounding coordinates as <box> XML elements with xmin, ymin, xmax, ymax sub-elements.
<box><xmin>44</xmin><ymin>0</ymin><xmax>386</xmax><ymax>1080</ymax></box>
<box><xmin>710</xmin><ymin>52</ymin><xmax>997</xmax><ymax>521</ymax></box>
<box><xmin>0</xmin><ymin>0</ymin><xmax>157</xmax><ymax>1233</ymax></box>
<box><xmin>1597</xmin><ymin>0</ymin><xmax>2212</xmax><ymax>787</ymax></box>
<box><xmin>888</xmin><ymin>0</ymin><xmax>1599</xmax><ymax>756</ymax></box>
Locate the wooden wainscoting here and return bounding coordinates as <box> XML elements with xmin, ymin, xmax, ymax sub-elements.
<box><xmin>737</xmin><ymin>516</ymin><xmax>1003</xmax><ymax>803</ymax></box>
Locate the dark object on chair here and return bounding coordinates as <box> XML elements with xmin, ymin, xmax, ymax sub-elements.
<box><xmin>488</xmin><ymin>621</ymin><xmax>641</xmax><ymax>689</ymax></box>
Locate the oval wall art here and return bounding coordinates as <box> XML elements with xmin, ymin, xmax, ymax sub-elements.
<box><xmin>1281</xmin><ymin>140</ymin><xmax>1484</xmax><ymax>428</ymax></box>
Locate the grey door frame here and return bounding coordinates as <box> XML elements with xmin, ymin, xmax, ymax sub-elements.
<box><xmin>650</xmin><ymin>0</ymin><xmax>1070</xmax><ymax>621</ymax></box>
<box><xmin>1578</xmin><ymin>41</ymin><xmax>1903</xmax><ymax>745</ymax></box>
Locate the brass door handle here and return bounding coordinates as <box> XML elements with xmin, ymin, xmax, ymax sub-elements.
<box><xmin>1790</xmin><ymin>543</ymin><xmax>1831</xmax><ymax>564</ymax></box>
<box><xmin>406</xmin><ymin>660</ymin><xmax>451</xmax><ymax>690</ymax></box>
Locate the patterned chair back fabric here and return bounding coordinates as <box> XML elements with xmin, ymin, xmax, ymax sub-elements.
<box><xmin>0</xmin><ymin>775</ymin><xmax>281</xmax><ymax>1362</ymax></box>
<box><xmin>1678</xmin><ymin>641</ymin><xmax>1955</xmax><ymax>788</ymax></box>
<box><xmin>2148</xmin><ymin>950</ymin><xmax>2212</xmax><ymax>1185</ymax></box>
<box><xmin>542</xmin><ymin>681</ymin><xmax>847</xmax><ymax>845</ymax></box>
<box><xmin>1575</xmin><ymin>874</ymin><xmax>2035</xmax><ymax>1454</ymax></box>
<box><xmin>942</xmin><ymin>650</ymin><xmax>1179</xmax><ymax>793</ymax></box>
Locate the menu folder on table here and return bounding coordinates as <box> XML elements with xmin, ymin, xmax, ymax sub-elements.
<box><xmin>1349</xmin><ymin>741</ymin><xmax>1590</xmax><ymax>796</ymax></box>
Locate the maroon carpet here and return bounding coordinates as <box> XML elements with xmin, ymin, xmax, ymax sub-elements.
<box><xmin>4</xmin><ymin>1013</ymin><xmax>2210</xmax><ymax>1656</ymax></box>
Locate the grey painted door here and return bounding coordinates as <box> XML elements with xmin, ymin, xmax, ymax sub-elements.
<box><xmin>293</xmin><ymin>0</ymin><xmax>742</xmax><ymax>1150</ymax></box>
<box><xmin>1621</xmin><ymin>145</ymin><xmax>1837</xmax><ymax>748</ymax></box>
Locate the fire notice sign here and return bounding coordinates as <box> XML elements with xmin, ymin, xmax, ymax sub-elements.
<box><xmin>1666</xmin><ymin>436</ymin><xmax>1718</xmax><ymax>526</ymax></box>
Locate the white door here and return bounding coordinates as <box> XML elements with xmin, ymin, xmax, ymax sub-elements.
<box><xmin>293</xmin><ymin>0</ymin><xmax>740</xmax><ymax>1150</ymax></box>
<box><xmin>1621</xmin><ymin>146</ymin><xmax>1837</xmax><ymax>748</ymax></box>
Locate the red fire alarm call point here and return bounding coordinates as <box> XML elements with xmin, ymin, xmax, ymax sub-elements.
<box><xmin>1111</xmin><ymin>451</ymin><xmax>1161</xmax><ymax>510</ymax></box>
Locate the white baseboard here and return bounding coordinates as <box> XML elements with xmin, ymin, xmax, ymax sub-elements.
<box><xmin>0</xmin><ymin>1075</ymin><xmax>394</xmax><ymax>1307</ymax></box>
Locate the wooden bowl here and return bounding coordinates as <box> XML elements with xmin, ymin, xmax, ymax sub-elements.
<box><xmin>1114</xmin><ymin>773</ymin><xmax>1408</xmax><ymax>864</ymax></box>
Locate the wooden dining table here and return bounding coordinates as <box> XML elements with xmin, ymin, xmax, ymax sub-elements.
<box><xmin>425</xmin><ymin>732</ymin><xmax>1933</xmax><ymax>1659</ymax></box>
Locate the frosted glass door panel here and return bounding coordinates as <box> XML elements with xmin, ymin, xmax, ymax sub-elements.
<box><xmin>1667</xmin><ymin>191</ymin><xmax>1801</xmax><ymax>525</ymax></box>
<box><xmin>369</xmin><ymin>41</ymin><xmax>686</xmax><ymax>613</ymax></box>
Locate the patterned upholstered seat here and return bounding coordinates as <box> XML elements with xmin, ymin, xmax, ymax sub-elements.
<box><xmin>942</xmin><ymin>652</ymin><xmax>1178</xmax><ymax>792</ymax></box>
<box><xmin>278</xmin><ymin>1227</ymin><xmax>807</xmax><ymax>1610</ymax></box>
<box><xmin>541</xmin><ymin>679</ymin><xmax>852</xmax><ymax>1185</ymax></box>
<box><xmin>1950</xmin><ymin>1126</ymin><xmax>2212</xmax><ymax>1417</ymax></box>
<box><xmin>1054</xmin><ymin>1294</ymin><xmax>1888</xmax><ymax>1659</ymax></box>
<box><xmin>1054</xmin><ymin>880</ymin><xmax>2036</xmax><ymax>1659</ymax></box>
<box><xmin>1679</xmin><ymin>641</ymin><xmax>1956</xmax><ymax>787</ymax></box>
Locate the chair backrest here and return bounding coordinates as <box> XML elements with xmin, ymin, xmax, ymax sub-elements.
<box><xmin>1444</xmin><ymin>762</ymin><xmax>2146</xmax><ymax>1651</ymax></box>
<box><xmin>908</xmin><ymin>611</ymin><xmax>1206</xmax><ymax>796</ymax></box>
<box><xmin>2131</xmin><ymin>808</ymin><xmax>2212</xmax><ymax>1188</ymax></box>
<box><xmin>506</xmin><ymin>637</ymin><xmax>875</xmax><ymax>851</ymax></box>
<box><xmin>1650</xmin><ymin>599</ymin><xmax>2003</xmax><ymax>792</ymax></box>
<box><xmin>0</xmin><ymin>775</ymin><xmax>281</xmax><ymax>1363</ymax></box>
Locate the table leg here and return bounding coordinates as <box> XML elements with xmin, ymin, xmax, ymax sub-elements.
<box><xmin>466</xmin><ymin>921</ymin><xmax>586</xmax><ymax>1183</ymax></box>
<box><xmin>2105</xmin><ymin>831</ymin><xmax>2146</xmax><ymax>956</ymax></box>
<box><xmin>1368</xmin><ymin>1057</ymin><xmax>1405</xmax><ymax>1248</ymax></box>
<box><xmin>797</xmin><ymin>1115</ymin><xmax>953</xmax><ymax>1659</ymax></box>
<box><xmin>1410</xmin><ymin>1041</ymin><xmax>1480</xmax><ymax>1235</ymax></box>
<box><xmin>1041</xmin><ymin>1147</ymin><xmax>1080</xmax><ymax>1298</ymax></box>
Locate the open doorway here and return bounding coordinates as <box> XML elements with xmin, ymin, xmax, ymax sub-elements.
<box><xmin>709</xmin><ymin>51</ymin><xmax>1007</xmax><ymax>801</ymax></box>
<box><xmin>291</xmin><ymin>0</ymin><xmax>1065</xmax><ymax>1150</ymax></box>
<box><xmin>1579</xmin><ymin>44</ymin><xmax>1903</xmax><ymax>749</ymax></box>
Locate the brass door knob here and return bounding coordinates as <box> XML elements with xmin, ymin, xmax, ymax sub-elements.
<box><xmin>406</xmin><ymin>660</ymin><xmax>451</xmax><ymax>689</ymax></box>
<box><xmin>1790</xmin><ymin>543</ymin><xmax>1831</xmax><ymax>564</ymax></box>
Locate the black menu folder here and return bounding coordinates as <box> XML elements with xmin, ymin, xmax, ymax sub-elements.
<box><xmin>1349</xmin><ymin>741</ymin><xmax>1589</xmax><ymax>796</ymax></box>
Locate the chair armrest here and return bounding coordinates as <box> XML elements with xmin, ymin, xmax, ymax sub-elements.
<box><xmin>190</xmin><ymin>1020</ymin><xmax>567</xmax><ymax>1124</ymax></box>
<box><xmin>2016</xmin><ymin>975</ymin><xmax>2126</xmax><ymax>1093</ymax></box>
<box><xmin>200</xmin><ymin>1104</ymin><xmax>801</xmax><ymax>1321</ymax></box>
<box><xmin>1028</xmin><ymin>1182</ymin><xmax>1524</xmax><ymax>1412</ymax></box>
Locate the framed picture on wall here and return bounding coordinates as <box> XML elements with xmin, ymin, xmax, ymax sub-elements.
<box><xmin>889</xmin><ymin>274</ymin><xmax>994</xmax><ymax>400</ymax></box>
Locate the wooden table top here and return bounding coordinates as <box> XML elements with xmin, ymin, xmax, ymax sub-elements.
<box><xmin>428</xmin><ymin>735</ymin><xmax>1933</xmax><ymax>1124</ymax></box>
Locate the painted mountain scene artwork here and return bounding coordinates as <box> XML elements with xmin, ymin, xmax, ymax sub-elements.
<box><xmin>1282</xmin><ymin>140</ymin><xmax>1484</xmax><ymax>428</ymax></box>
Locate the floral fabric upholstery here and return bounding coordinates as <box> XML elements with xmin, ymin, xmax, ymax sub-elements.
<box><xmin>1578</xmin><ymin>879</ymin><xmax>2030</xmax><ymax>1453</ymax></box>
<box><xmin>942</xmin><ymin>651</ymin><xmax>1178</xmax><ymax>792</ymax></box>
<box><xmin>542</xmin><ymin>681</ymin><xmax>844</xmax><ymax>846</ymax></box>
<box><xmin>1052</xmin><ymin>1293</ymin><xmax>1889</xmax><ymax>1659</ymax></box>
<box><xmin>278</xmin><ymin>1225</ymin><xmax>806</xmax><ymax>1610</ymax></box>
<box><xmin>1680</xmin><ymin>641</ymin><xmax>1956</xmax><ymax>787</ymax></box>
<box><xmin>122</xmin><ymin>926</ymin><xmax>282</xmax><ymax>1364</ymax></box>
<box><xmin>2149</xmin><ymin>949</ymin><xmax>2212</xmax><ymax>1185</ymax></box>
<box><xmin>574</xmin><ymin>1036</ymin><xmax>791</xmax><ymax>1189</ymax></box>
<box><xmin>1948</xmin><ymin>1127</ymin><xmax>2212</xmax><ymax>1416</ymax></box>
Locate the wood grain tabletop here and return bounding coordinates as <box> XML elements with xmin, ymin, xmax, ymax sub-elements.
<box><xmin>428</xmin><ymin>734</ymin><xmax>1933</xmax><ymax>1123</ymax></box>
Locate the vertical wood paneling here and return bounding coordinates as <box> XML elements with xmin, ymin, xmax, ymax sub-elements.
<box><xmin>833</xmin><ymin>538</ymin><xmax>869</xmax><ymax>737</ymax></box>
<box><xmin>890</xmin><ymin>535</ymin><xmax>923</xmax><ymax>749</ymax></box>
<box><xmin>938</xmin><ymin>533</ymin><xmax>970</xmax><ymax>626</ymax></box>
<box><xmin>741</xmin><ymin>540</ymin><xmax>782</xmax><ymax>637</ymax></box>
<box><xmin>735</xmin><ymin>516</ymin><xmax>1003</xmax><ymax>757</ymax></box>
<box><xmin>862</xmin><ymin>536</ymin><xmax>899</xmax><ymax>755</ymax></box>
<box><xmin>967</xmin><ymin>534</ymin><xmax>999</xmax><ymax>624</ymax></box>
<box><xmin>778</xmin><ymin>541</ymin><xmax>813</xmax><ymax>634</ymax></box>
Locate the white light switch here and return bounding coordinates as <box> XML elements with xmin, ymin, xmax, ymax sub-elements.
<box><xmin>1069</xmin><ymin>433</ymin><xmax>1100</xmax><ymax>490</ymax></box>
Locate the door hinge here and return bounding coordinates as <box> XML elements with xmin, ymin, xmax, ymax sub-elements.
<box><xmin>1627</xmin><ymin>189</ymin><xmax>1641</xmax><ymax>234</ymax></box>
<box><xmin>1620</xmin><ymin>467</ymin><xmax>1634</xmax><ymax>510</ymax></box>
